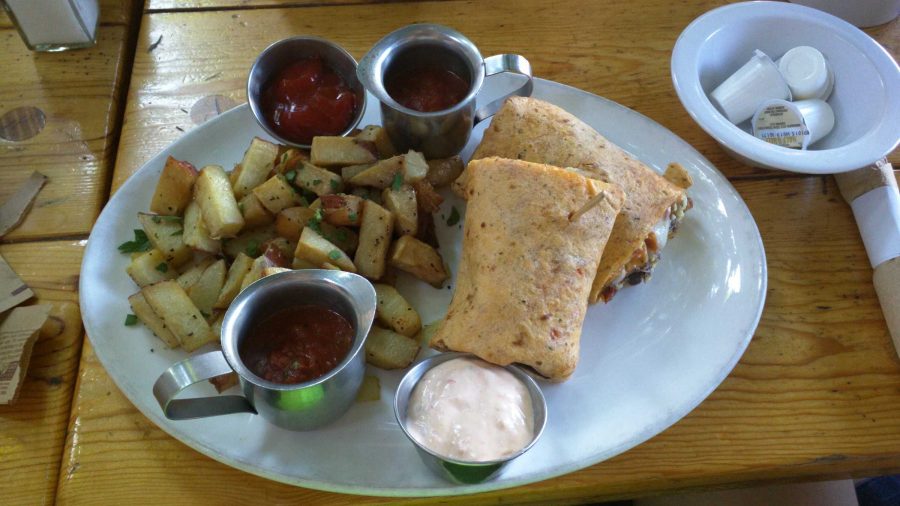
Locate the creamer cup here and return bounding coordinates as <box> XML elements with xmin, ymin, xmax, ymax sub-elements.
<box><xmin>777</xmin><ymin>46</ymin><xmax>834</xmax><ymax>100</ymax></box>
<box><xmin>751</xmin><ymin>98</ymin><xmax>835</xmax><ymax>149</ymax></box>
<box><xmin>709</xmin><ymin>49</ymin><xmax>792</xmax><ymax>124</ymax></box>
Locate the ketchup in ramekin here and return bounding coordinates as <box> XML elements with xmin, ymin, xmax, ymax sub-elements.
<box><xmin>261</xmin><ymin>57</ymin><xmax>358</xmax><ymax>145</ymax></box>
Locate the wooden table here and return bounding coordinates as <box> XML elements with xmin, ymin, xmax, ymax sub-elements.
<box><xmin>0</xmin><ymin>1</ymin><xmax>140</xmax><ymax>504</ymax></box>
<box><xmin>0</xmin><ymin>0</ymin><xmax>897</xmax><ymax>504</ymax></box>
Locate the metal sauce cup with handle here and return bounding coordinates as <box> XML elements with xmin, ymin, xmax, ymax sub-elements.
<box><xmin>357</xmin><ymin>23</ymin><xmax>533</xmax><ymax>159</ymax></box>
<box><xmin>153</xmin><ymin>270</ymin><xmax>376</xmax><ymax>431</ymax></box>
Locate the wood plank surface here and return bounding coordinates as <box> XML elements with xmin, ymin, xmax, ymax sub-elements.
<box><xmin>0</xmin><ymin>1</ymin><xmax>138</xmax><ymax>241</ymax></box>
<box><xmin>55</xmin><ymin>175</ymin><xmax>900</xmax><ymax>504</ymax></box>
<box><xmin>147</xmin><ymin>0</ymin><xmax>381</xmax><ymax>9</ymax></box>
<box><xmin>0</xmin><ymin>241</ymin><xmax>84</xmax><ymax>506</ymax></box>
<box><xmin>112</xmin><ymin>0</ymin><xmax>821</xmax><ymax>193</ymax></box>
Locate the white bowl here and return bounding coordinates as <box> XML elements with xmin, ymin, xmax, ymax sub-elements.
<box><xmin>672</xmin><ymin>1</ymin><xmax>900</xmax><ymax>174</ymax></box>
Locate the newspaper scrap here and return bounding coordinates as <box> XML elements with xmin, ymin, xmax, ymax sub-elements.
<box><xmin>0</xmin><ymin>171</ymin><xmax>47</xmax><ymax>237</ymax></box>
<box><xmin>0</xmin><ymin>304</ymin><xmax>51</xmax><ymax>404</ymax></box>
<box><xmin>0</xmin><ymin>253</ymin><xmax>33</xmax><ymax>314</ymax></box>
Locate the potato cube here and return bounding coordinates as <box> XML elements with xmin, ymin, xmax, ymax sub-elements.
<box><xmin>138</xmin><ymin>213</ymin><xmax>192</xmax><ymax>267</ymax></box>
<box><xmin>188</xmin><ymin>259</ymin><xmax>226</xmax><ymax>316</ymax></box>
<box><xmin>425</xmin><ymin>155</ymin><xmax>464</xmax><ymax>188</ymax></box>
<box><xmin>355</xmin><ymin>125</ymin><xmax>396</xmax><ymax>158</ymax></box>
<box><xmin>321</xmin><ymin>193</ymin><xmax>363</xmax><ymax>227</ymax></box>
<box><xmin>382</xmin><ymin>185</ymin><xmax>418</xmax><ymax>236</ymax></box>
<box><xmin>294</xmin><ymin>161</ymin><xmax>344</xmax><ymax>197</ymax></box>
<box><xmin>142</xmin><ymin>280</ymin><xmax>215</xmax><ymax>352</ymax></box>
<box><xmin>365</xmin><ymin>326</ymin><xmax>419</xmax><ymax>369</ymax></box>
<box><xmin>252</xmin><ymin>174</ymin><xmax>302</xmax><ymax>214</ymax></box>
<box><xmin>183</xmin><ymin>201</ymin><xmax>221</xmax><ymax>254</ymax></box>
<box><xmin>389</xmin><ymin>235</ymin><xmax>449</xmax><ymax>287</ymax></box>
<box><xmin>354</xmin><ymin>200</ymin><xmax>393</xmax><ymax>280</ymax></box>
<box><xmin>128</xmin><ymin>292</ymin><xmax>180</xmax><ymax>348</ymax></box>
<box><xmin>233</xmin><ymin>137</ymin><xmax>279</xmax><ymax>199</ymax></box>
<box><xmin>150</xmin><ymin>156</ymin><xmax>198</xmax><ymax>216</ymax></box>
<box><xmin>294</xmin><ymin>227</ymin><xmax>356</xmax><ymax>272</ymax></box>
<box><xmin>311</xmin><ymin>136</ymin><xmax>377</xmax><ymax>167</ymax></box>
<box><xmin>126</xmin><ymin>248</ymin><xmax>176</xmax><ymax>287</ymax></box>
<box><xmin>373</xmin><ymin>284</ymin><xmax>421</xmax><ymax>337</ymax></box>
<box><xmin>238</xmin><ymin>193</ymin><xmax>274</xmax><ymax>229</ymax></box>
<box><xmin>195</xmin><ymin>165</ymin><xmax>245</xmax><ymax>238</ymax></box>
<box><xmin>214</xmin><ymin>252</ymin><xmax>254</xmax><ymax>308</ymax></box>
<box><xmin>222</xmin><ymin>225</ymin><xmax>277</xmax><ymax>259</ymax></box>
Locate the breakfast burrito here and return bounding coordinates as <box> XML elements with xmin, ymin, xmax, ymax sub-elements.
<box><xmin>468</xmin><ymin>97</ymin><xmax>692</xmax><ymax>303</ymax></box>
<box><xmin>431</xmin><ymin>157</ymin><xmax>625</xmax><ymax>380</ymax></box>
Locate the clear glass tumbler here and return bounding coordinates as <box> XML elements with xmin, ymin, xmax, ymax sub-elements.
<box><xmin>3</xmin><ymin>0</ymin><xmax>99</xmax><ymax>52</ymax></box>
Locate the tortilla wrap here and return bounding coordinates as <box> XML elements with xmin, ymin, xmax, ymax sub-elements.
<box><xmin>470</xmin><ymin>97</ymin><xmax>688</xmax><ymax>303</ymax></box>
<box><xmin>431</xmin><ymin>157</ymin><xmax>624</xmax><ymax>381</ymax></box>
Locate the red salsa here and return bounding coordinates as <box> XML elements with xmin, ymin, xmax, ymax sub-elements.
<box><xmin>386</xmin><ymin>65</ymin><xmax>470</xmax><ymax>112</ymax></box>
<box><xmin>261</xmin><ymin>57</ymin><xmax>357</xmax><ymax>145</ymax></box>
<box><xmin>240</xmin><ymin>305</ymin><xmax>354</xmax><ymax>385</ymax></box>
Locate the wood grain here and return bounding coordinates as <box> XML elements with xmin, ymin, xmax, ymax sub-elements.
<box><xmin>113</xmin><ymin>0</ymin><xmax>861</xmax><ymax>193</ymax></box>
<box><xmin>0</xmin><ymin>2</ymin><xmax>138</xmax><ymax>241</ymax></box>
<box><xmin>55</xmin><ymin>176</ymin><xmax>900</xmax><ymax>504</ymax></box>
<box><xmin>0</xmin><ymin>241</ymin><xmax>84</xmax><ymax>506</ymax></box>
<box><xmin>147</xmin><ymin>0</ymin><xmax>388</xmax><ymax>10</ymax></box>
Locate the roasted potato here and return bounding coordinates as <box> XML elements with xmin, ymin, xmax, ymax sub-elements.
<box><xmin>138</xmin><ymin>213</ymin><xmax>192</xmax><ymax>267</ymax></box>
<box><xmin>355</xmin><ymin>374</ymin><xmax>381</xmax><ymax>402</ymax></box>
<box><xmin>238</xmin><ymin>192</ymin><xmax>275</xmax><ymax>229</ymax></box>
<box><xmin>142</xmin><ymin>280</ymin><xmax>215</xmax><ymax>352</ymax></box>
<box><xmin>425</xmin><ymin>155</ymin><xmax>464</xmax><ymax>188</ymax></box>
<box><xmin>126</xmin><ymin>248</ymin><xmax>176</xmax><ymax>287</ymax></box>
<box><xmin>176</xmin><ymin>256</ymin><xmax>216</xmax><ymax>290</ymax></box>
<box><xmin>355</xmin><ymin>125</ymin><xmax>396</xmax><ymax>158</ymax></box>
<box><xmin>382</xmin><ymin>185</ymin><xmax>417</xmax><ymax>236</ymax></box>
<box><xmin>365</xmin><ymin>326</ymin><xmax>419</xmax><ymax>369</ymax></box>
<box><xmin>321</xmin><ymin>193</ymin><xmax>363</xmax><ymax>227</ymax></box>
<box><xmin>341</xmin><ymin>163</ymin><xmax>373</xmax><ymax>182</ymax></box>
<box><xmin>294</xmin><ymin>227</ymin><xmax>356</xmax><ymax>272</ymax></box>
<box><xmin>214</xmin><ymin>252</ymin><xmax>254</xmax><ymax>308</ymax></box>
<box><xmin>150</xmin><ymin>156</ymin><xmax>198</xmax><ymax>216</ymax></box>
<box><xmin>373</xmin><ymin>284</ymin><xmax>421</xmax><ymax>337</ymax></box>
<box><xmin>222</xmin><ymin>225</ymin><xmax>278</xmax><ymax>259</ymax></box>
<box><xmin>411</xmin><ymin>179</ymin><xmax>443</xmax><ymax>213</ymax></box>
<box><xmin>232</xmin><ymin>137</ymin><xmax>279</xmax><ymax>199</ymax></box>
<box><xmin>389</xmin><ymin>235</ymin><xmax>449</xmax><ymax>287</ymax></box>
<box><xmin>354</xmin><ymin>200</ymin><xmax>393</xmax><ymax>279</ymax></box>
<box><xmin>128</xmin><ymin>291</ymin><xmax>180</xmax><ymax>348</ymax></box>
<box><xmin>292</xmin><ymin>161</ymin><xmax>344</xmax><ymax>197</ymax></box>
<box><xmin>252</xmin><ymin>174</ymin><xmax>302</xmax><ymax>214</ymax></box>
<box><xmin>416</xmin><ymin>320</ymin><xmax>443</xmax><ymax>346</ymax></box>
<box><xmin>195</xmin><ymin>165</ymin><xmax>245</xmax><ymax>239</ymax></box>
<box><xmin>187</xmin><ymin>259</ymin><xmax>226</xmax><ymax>316</ymax></box>
<box><xmin>183</xmin><ymin>201</ymin><xmax>221</xmax><ymax>255</ymax></box>
<box><xmin>311</xmin><ymin>136</ymin><xmax>377</xmax><ymax>167</ymax></box>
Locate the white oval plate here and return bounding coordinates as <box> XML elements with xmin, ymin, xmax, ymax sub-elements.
<box><xmin>81</xmin><ymin>78</ymin><xmax>766</xmax><ymax>497</ymax></box>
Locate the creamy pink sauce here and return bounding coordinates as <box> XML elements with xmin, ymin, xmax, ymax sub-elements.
<box><xmin>405</xmin><ymin>357</ymin><xmax>534</xmax><ymax>462</ymax></box>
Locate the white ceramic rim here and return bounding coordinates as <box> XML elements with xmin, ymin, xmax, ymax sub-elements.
<box><xmin>671</xmin><ymin>0</ymin><xmax>900</xmax><ymax>174</ymax></box>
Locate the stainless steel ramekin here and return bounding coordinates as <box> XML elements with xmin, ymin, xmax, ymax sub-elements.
<box><xmin>393</xmin><ymin>352</ymin><xmax>548</xmax><ymax>484</ymax></box>
<box><xmin>247</xmin><ymin>36</ymin><xmax>367</xmax><ymax>148</ymax></box>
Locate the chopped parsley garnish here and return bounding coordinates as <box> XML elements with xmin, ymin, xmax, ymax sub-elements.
<box><xmin>155</xmin><ymin>262</ymin><xmax>169</xmax><ymax>273</ymax></box>
<box><xmin>312</xmin><ymin>179</ymin><xmax>322</xmax><ymax>186</ymax></box>
<box><xmin>391</xmin><ymin>172</ymin><xmax>403</xmax><ymax>191</ymax></box>
<box><xmin>330</xmin><ymin>179</ymin><xmax>340</xmax><ymax>191</ymax></box>
<box><xmin>347</xmin><ymin>211</ymin><xmax>358</xmax><ymax>222</ymax></box>
<box><xmin>170</xmin><ymin>229</ymin><xmax>183</xmax><ymax>236</ymax></box>
<box><xmin>124</xmin><ymin>314</ymin><xmax>138</xmax><ymax>326</ymax></box>
<box><xmin>118</xmin><ymin>229</ymin><xmax>152</xmax><ymax>253</ymax></box>
<box><xmin>284</xmin><ymin>170</ymin><xmax>297</xmax><ymax>182</ymax></box>
<box><xmin>328</xmin><ymin>249</ymin><xmax>342</xmax><ymax>261</ymax></box>
<box><xmin>237</xmin><ymin>201</ymin><xmax>245</xmax><ymax>213</ymax></box>
<box><xmin>336</xmin><ymin>229</ymin><xmax>348</xmax><ymax>242</ymax></box>
<box><xmin>446</xmin><ymin>206</ymin><xmax>460</xmax><ymax>226</ymax></box>
<box><xmin>245</xmin><ymin>239</ymin><xmax>261</xmax><ymax>257</ymax></box>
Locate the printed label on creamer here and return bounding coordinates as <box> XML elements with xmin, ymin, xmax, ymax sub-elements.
<box><xmin>752</xmin><ymin>103</ymin><xmax>809</xmax><ymax>149</ymax></box>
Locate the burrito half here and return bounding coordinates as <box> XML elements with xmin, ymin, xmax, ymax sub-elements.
<box><xmin>469</xmin><ymin>97</ymin><xmax>692</xmax><ymax>303</ymax></box>
<box><xmin>431</xmin><ymin>157</ymin><xmax>624</xmax><ymax>380</ymax></box>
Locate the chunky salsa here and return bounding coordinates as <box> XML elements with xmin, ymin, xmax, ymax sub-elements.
<box><xmin>261</xmin><ymin>57</ymin><xmax>357</xmax><ymax>145</ymax></box>
<box><xmin>240</xmin><ymin>305</ymin><xmax>354</xmax><ymax>384</ymax></box>
<box><xmin>386</xmin><ymin>65</ymin><xmax>470</xmax><ymax>113</ymax></box>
